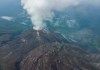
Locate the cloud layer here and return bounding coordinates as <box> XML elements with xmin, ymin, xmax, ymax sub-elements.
<box><xmin>21</xmin><ymin>0</ymin><xmax>80</xmax><ymax>30</ymax></box>
<box><xmin>0</xmin><ymin>16</ymin><xmax>13</xmax><ymax>21</ymax></box>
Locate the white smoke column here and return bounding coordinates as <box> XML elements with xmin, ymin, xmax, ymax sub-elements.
<box><xmin>21</xmin><ymin>0</ymin><xmax>80</xmax><ymax>30</ymax></box>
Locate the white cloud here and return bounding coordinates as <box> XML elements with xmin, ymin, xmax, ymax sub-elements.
<box><xmin>0</xmin><ymin>16</ymin><xmax>13</xmax><ymax>21</ymax></box>
<box><xmin>21</xmin><ymin>22</ymin><xmax>27</xmax><ymax>25</ymax></box>
<box><xmin>66</xmin><ymin>20</ymin><xmax>79</xmax><ymax>28</ymax></box>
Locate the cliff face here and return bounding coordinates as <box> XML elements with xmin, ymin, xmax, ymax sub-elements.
<box><xmin>20</xmin><ymin>43</ymin><xmax>99</xmax><ymax>70</ymax></box>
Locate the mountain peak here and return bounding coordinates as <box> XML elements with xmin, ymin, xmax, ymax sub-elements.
<box><xmin>0</xmin><ymin>29</ymin><xmax>68</xmax><ymax>70</ymax></box>
<box><xmin>19</xmin><ymin>29</ymin><xmax>68</xmax><ymax>44</ymax></box>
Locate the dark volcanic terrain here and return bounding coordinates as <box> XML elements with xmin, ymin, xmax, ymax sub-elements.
<box><xmin>0</xmin><ymin>29</ymin><xmax>67</xmax><ymax>70</ymax></box>
<box><xmin>20</xmin><ymin>43</ymin><xmax>99</xmax><ymax>70</ymax></box>
<box><xmin>0</xmin><ymin>29</ymin><xmax>100</xmax><ymax>70</ymax></box>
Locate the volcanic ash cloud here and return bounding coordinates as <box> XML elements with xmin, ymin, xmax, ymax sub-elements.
<box><xmin>21</xmin><ymin>0</ymin><xmax>80</xmax><ymax>30</ymax></box>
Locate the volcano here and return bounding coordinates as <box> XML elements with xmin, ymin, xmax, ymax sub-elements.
<box><xmin>0</xmin><ymin>29</ymin><xmax>68</xmax><ymax>70</ymax></box>
<box><xmin>0</xmin><ymin>29</ymin><xmax>99</xmax><ymax>70</ymax></box>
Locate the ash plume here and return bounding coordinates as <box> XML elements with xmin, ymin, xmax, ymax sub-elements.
<box><xmin>21</xmin><ymin>0</ymin><xmax>80</xmax><ymax>30</ymax></box>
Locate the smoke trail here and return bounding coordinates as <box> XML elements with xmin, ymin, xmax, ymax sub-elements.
<box><xmin>21</xmin><ymin>0</ymin><xmax>80</xmax><ymax>30</ymax></box>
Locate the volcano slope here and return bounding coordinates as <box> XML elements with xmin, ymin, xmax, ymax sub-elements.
<box><xmin>20</xmin><ymin>43</ymin><xmax>99</xmax><ymax>70</ymax></box>
<box><xmin>0</xmin><ymin>29</ymin><xmax>68</xmax><ymax>70</ymax></box>
<box><xmin>0</xmin><ymin>29</ymin><xmax>99</xmax><ymax>70</ymax></box>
